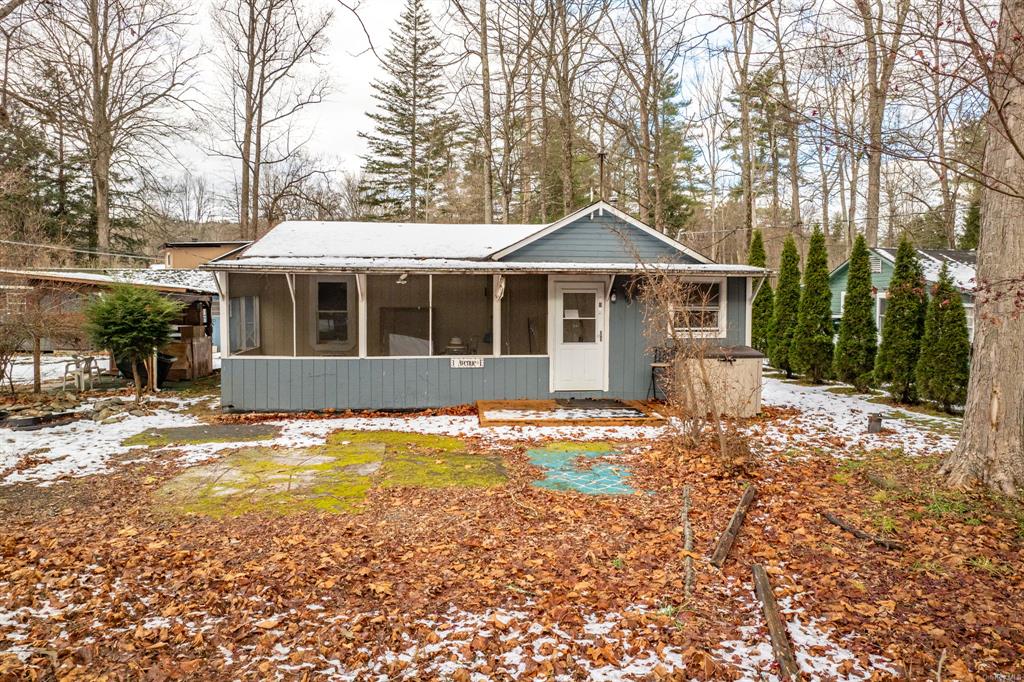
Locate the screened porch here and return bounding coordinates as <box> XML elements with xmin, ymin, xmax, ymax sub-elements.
<box><xmin>219</xmin><ymin>272</ymin><xmax>550</xmax><ymax>359</ymax></box>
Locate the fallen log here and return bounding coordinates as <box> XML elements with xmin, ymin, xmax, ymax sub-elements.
<box><xmin>752</xmin><ymin>564</ymin><xmax>800</xmax><ymax>682</ymax></box>
<box><xmin>709</xmin><ymin>485</ymin><xmax>757</xmax><ymax>568</ymax></box>
<box><xmin>682</xmin><ymin>485</ymin><xmax>695</xmax><ymax>596</ymax></box>
<box><xmin>821</xmin><ymin>511</ymin><xmax>904</xmax><ymax>551</ymax></box>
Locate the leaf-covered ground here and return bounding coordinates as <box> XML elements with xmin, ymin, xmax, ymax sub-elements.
<box><xmin>0</xmin><ymin>378</ymin><xmax>1021</xmax><ymax>680</ymax></box>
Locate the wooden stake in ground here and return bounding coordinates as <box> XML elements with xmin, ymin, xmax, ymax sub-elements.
<box><xmin>710</xmin><ymin>484</ymin><xmax>757</xmax><ymax>568</ymax></box>
<box><xmin>752</xmin><ymin>564</ymin><xmax>800</xmax><ymax>681</ymax></box>
<box><xmin>682</xmin><ymin>485</ymin><xmax>695</xmax><ymax>596</ymax></box>
<box><xmin>821</xmin><ymin>511</ymin><xmax>904</xmax><ymax>550</ymax></box>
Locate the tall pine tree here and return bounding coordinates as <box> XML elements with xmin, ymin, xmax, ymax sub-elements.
<box><xmin>875</xmin><ymin>238</ymin><xmax>927</xmax><ymax>403</ymax></box>
<box><xmin>959</xmin><ymin>192</ymin><xmax>980</xmax><ymax>250</ymax></box>
<box><xmin>833</xmin><ymin>235</ymin><xmax>877</xmax><ymax>390</ymax></box>
<box><xmin>916</xmin><ymin>262</ymin><xmax>971</xmax><ymax>412</ymax></box>
<box><xmin>790</xmin><ymin>227</ymin><xmax>834</xmax><ymax>382</ymax></box>
<box><xmin>748</xmin><ymin>230</ymin><xmax>774</xmax><ymax>354</ymax></box>
<box><xmin>358</xmin><ymin>0</ymin><xmax>453</xmax><ymax>221</ymax></box>
<box><xmin>769</xmin><ymin>236</ymin><xmax>801</xmax><ymax>377</ymax></box>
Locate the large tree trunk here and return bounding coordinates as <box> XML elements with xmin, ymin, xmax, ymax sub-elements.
<box><xmin>940</xmin><ymin>0</ymin><xmax>1024</xmax><ymax>496</ymax></box>
<box><xmin>479</xmin><ymin>0</ymin><xmax>493</xmax><ymax>223</ymax></box>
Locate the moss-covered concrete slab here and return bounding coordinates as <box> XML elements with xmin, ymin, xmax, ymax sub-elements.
<box><xmin>156</xmin><ymin>430</ymin><xmax>505</xmax><ymax>516</ymax></box>
<box><xmin>123</xmin><ymin>423</ymin><xmax>282</xmax><ymax>447</ymax></box>
<box><xmin>526</xmin><ymin>442</ymin><xmax>636</xmax><ymax>495</ymax></box>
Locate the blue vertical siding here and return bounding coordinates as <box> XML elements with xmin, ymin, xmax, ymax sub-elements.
<box><xmin>500</xmin><ymin>213</ymin><xmax>703</xmax><ymax>264</ymax></box>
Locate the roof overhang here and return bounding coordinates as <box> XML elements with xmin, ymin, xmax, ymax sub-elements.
<box><xmin>0</xmin><ymin>269</ymin><xmax>216</xmax><ymax>295</ymax></box>
<box><xmin>204</xmin><ymin>258</ymin><xmax>766</xmax><ymax>277</ymax></box>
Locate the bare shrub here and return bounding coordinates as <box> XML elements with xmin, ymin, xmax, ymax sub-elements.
<box><xmin>631</xmin><ymin>270</ymin><xmax>753</xmax><ymax>473</ymax></box>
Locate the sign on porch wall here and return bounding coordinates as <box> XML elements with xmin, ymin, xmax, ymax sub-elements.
<box><xmin>450</xmin><ymin>357</ymin><xmax>484</xmax><ymax>369</ymax></box>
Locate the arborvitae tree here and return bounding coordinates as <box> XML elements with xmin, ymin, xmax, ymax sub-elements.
<box><xmin>769</xmin><ymin>236</ymin><xmax>801</xmax><ymax>377</ymax></box>
<box><xmin>790</xmin><ymin>227</ymin><xmax>834</xmax><ymax>382</ymax></box>
<box><xmin>916</xmin><ymin>262</ymin><xmax>971</xmax><ymax>412</ymax></box>
<box><xmin>358</xmin><ymin>0</ymin><xmax>452</xmax><ymax>221</ymax></box>
<box><xmin>959</xmin><ymin>192</ymin><xmax>980</xmax><ymax>250</ymax></box>
<box><xmin>748</xmin><ymin>230</ymin><xmax>774</xmax><ymax>354</ymax></box>
<box><xmin>875</xmin><ymin>238</ymin><xmax>927</xmax><ymax>403</ymax></box>
<box><xmin>833</xmin><ymin>235</ymin><xmax>877</xmax><ymax>390</ymax></box>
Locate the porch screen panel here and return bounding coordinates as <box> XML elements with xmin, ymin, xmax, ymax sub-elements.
<box><xmin>432</xmin><ymin>275</ymin><xmax>492</xmax><ymax>355</ymax></box>
<box><xmin>367</xmin><ymin>275</ymin><xmax>430</xmax><ymax>356</ymax></box>
<box><xmin>500</xmin><ymin>275</ymin><xmax>547</xmax><ymax>355</ymax></box>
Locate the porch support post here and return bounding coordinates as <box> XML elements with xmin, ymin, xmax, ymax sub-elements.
<box><xmin>215</xmin><ymin>271</ymin><xmax>230</xmax><ymax>357</ymax></box>
<box><xmin>285</xmin><ymin>273</ymin><xmax>297</xmax><ymax>356</ymax></box>
<box><xmin>356</xmin><ymin>274</ymin><xmax>367</xmax><ymax>358</ymax></box>
<box><xmin>428</xmin><ymin>275</ymin><xmax>433</xmax><ymax>356</ymax></box>
<box><xmin>492</xmin><ymin>274</ymin><xmax>504</xmax><ymax>356</ymax></box>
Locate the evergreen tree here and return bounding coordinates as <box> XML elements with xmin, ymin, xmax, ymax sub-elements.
<box><xmin>875</xmin><ymin>238</ymin><xmax>927</xmax><ymax>403</ymax></box>
<box><xmin>916</xmin><ymin>262</ymin><xmax>971</xmax><ymax>412</ymax></box>
<box><xmin>959</xmin><ymin>192</ymin><xmax>980</xmax><ymax>250</ymax></box>
<box><xmin>790</xmin><ymin>227</ymin><xmax>833</xmax><ymax>382</ymax></box>
<box><xmin>769</xmin><ymin>235</ymin><xmax>801</xmax><ymax>377</ymax></box>
<box><xmin>748</xmin><ymin>230</ymin><xmax>774</xmax><ymax>354</ymax></box>
<box><xmin>358</xmin><ymin>0</ymin><xmax>454</xmax><ymax>221</ymax></box>
<box><xmin>833</xmin><ymin>235</ymin><xmax>877</xmax><ymax>390</ymax></box>
<box><xmin>85</xmin><ymin>285</ymin><xmax>182</xmax><ymax>404</ymax></box>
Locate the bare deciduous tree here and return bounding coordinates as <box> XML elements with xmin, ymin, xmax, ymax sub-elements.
<box><xmin>212</xmin><ymin>0</ymin><xmax>331</xmax><ymax>239</ymax></box>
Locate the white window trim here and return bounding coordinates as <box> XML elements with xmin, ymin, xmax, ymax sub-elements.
<box><xmin>839</xmin><ymin>290</ymin><xmax>846</xmax><ymax>314</ymax></box>
<box><xmin>230</xmin><ymin>295</ymin><xmax>260</xmax><ymax>354</ymax></box>
<box><xmin>309</xmin><ymin>275</ymin><xmax>357</xmax><ymax>352</ymax></box>
<box><xmin>964</xmin><ymin>302</ymin><xmax>975</xmax><ymax>342</ymax></box>
<box><xmin>667</xmin><ymin>277</ymin><xmax>728</xmax><ymax>339</ymax></box>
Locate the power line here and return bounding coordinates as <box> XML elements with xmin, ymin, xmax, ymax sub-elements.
<box><xmin>0</xmin><ymin>239</ymin><xmax>157</xmax><ymax>261</ymax></box>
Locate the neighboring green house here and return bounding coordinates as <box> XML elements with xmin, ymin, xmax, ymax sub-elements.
<box><xmin>829</xmin><ymin>247</ymin><xmax>977</xmax><ymax>342</ymax></box>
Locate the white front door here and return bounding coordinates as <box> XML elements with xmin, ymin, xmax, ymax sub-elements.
<box><xmin>552</xmin><ymin>280</ymin><xmax>607</xmax><ymax>391</ymax></box>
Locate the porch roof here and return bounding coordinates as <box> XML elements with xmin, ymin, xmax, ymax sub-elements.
<box><xmin>204</xmin><ymin>257</ymin><xmax>766</xmax><ymax>277</ymax></box>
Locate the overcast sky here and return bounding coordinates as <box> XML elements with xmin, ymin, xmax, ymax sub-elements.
<box><xmin>191</xmin><ymin>0</ymin><xmax>426</xmax><ymax>194</ymax></box>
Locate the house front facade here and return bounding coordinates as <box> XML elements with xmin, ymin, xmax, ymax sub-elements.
<box><xmin>828</xmin><ymin>247</ymin><xmax>977</xmax><ymax>342</ymax></box>
<box><xmin>207</xmin><ymin>202</ymin><xmax>767</xmax><ymax>412</ymax></box>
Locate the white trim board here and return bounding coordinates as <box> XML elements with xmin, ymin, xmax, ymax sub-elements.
<box><xmin>489</xmin><ymin>200</ymin><xmax>713</xmax><ymax>264</ymax></box>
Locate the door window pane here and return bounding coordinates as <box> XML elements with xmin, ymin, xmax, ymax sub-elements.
<box><xmin>563</xmin><ymin>318</ymin><xmax>596</xmax><ymax>343</ymax></box>
<box><xmin>563</xmin><ymin>292</ymin><xmax>596</xmax><ymax>320</ymax></box>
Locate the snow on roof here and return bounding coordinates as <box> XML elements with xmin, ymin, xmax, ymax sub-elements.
<box><xmin>241</xmin><ymin>221</ymin><xmax>544</xmax><ymax>260</ymax></box>
<box><xmin>0</xmin><ymin>268</ymin><xmax>218</xmax><ymax>294</ymax></box>
<box><xmin>874</xmin><ymin>247</ymin><xmax>976</xmax><ymax>292</ymax></box>
<box><xmin>208</xmin><ymin>256</ymin><xmax>766</xmax><ymax>276</ymax></box>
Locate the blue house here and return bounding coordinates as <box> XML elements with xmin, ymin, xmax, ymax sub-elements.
<box><xmin>207</xmin><ymin>201</ymin><xmax>767</xmax><ymax>412</ymax></box>
<box><xmin>829</xmin><ymin>247</ymin><xmax>977</xmax><ymax>341</ymax></box>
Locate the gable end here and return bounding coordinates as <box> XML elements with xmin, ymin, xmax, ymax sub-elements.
<box><xmin>498</xmin><ymin>213</ymin><xmax>702</xmax><ymax>264</ymax></box>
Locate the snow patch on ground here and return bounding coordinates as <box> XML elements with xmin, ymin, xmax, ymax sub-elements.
<box><xmin>4</xmin><ymin>354</ymin><xmax>110</xmax><ymax>386</ymax></box>
<box><xmin>1</xmin><ymin>376</ymin><xmax>957</xmax><ymax>486</ymax></box>
<box><xmin>716</xmin><ymin>583</ymin><xmax>898</xmax><ymax>681</ymax></box>
<box><xmin>757</xmin><ymin>378</ymin><xmax>957</xmax><ymax>457</ymax></box>
<box><xmin>0</xmin><ymin>398</ymin><xmax>205</xmax><ymax>485</ymax></box>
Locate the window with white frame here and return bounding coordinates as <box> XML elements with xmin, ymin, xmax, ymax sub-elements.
<box><xmin>229</xmin><ymin>295</ymin><xmax>260</xmax><ymax>353</ymax></box>
<box><xmin>669</xmin><ymin>279</ymin><xmax>726</xmax><ymax>338</ymax></box>
<box><xmin>310</xmin><ymin>276</ymin><xmax>356</xmax><ymax>351</ymax></box>
<box><xmin>965</xmin><ymin>303</ymin><xmax>975</xmax><ymax>343</ymax></box>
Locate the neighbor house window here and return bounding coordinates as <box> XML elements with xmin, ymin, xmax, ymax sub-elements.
<box><xmin>669</xmin><ymin>279</ymin><xmax>726</xmax><ymax>338</ymax></box>
<box><xmin>229</xmin><ymin>295</ymin><xmax>260</xmax><ymax>353</ymax></box>
<box><xmin>310</xmin><ymin>276</ymin><xmax>355</xmax><ymax>351</ymax></box>
<box><xmin>965</xmin><ymin>303</ymin><xmax>975</xmax><ymax>343</ymax></box>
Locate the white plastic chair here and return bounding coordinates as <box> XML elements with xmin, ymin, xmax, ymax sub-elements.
<box><xmin>63</xmin><ymin>355</ymin><xmax>99</xmax><ymax>393</ymax></box>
